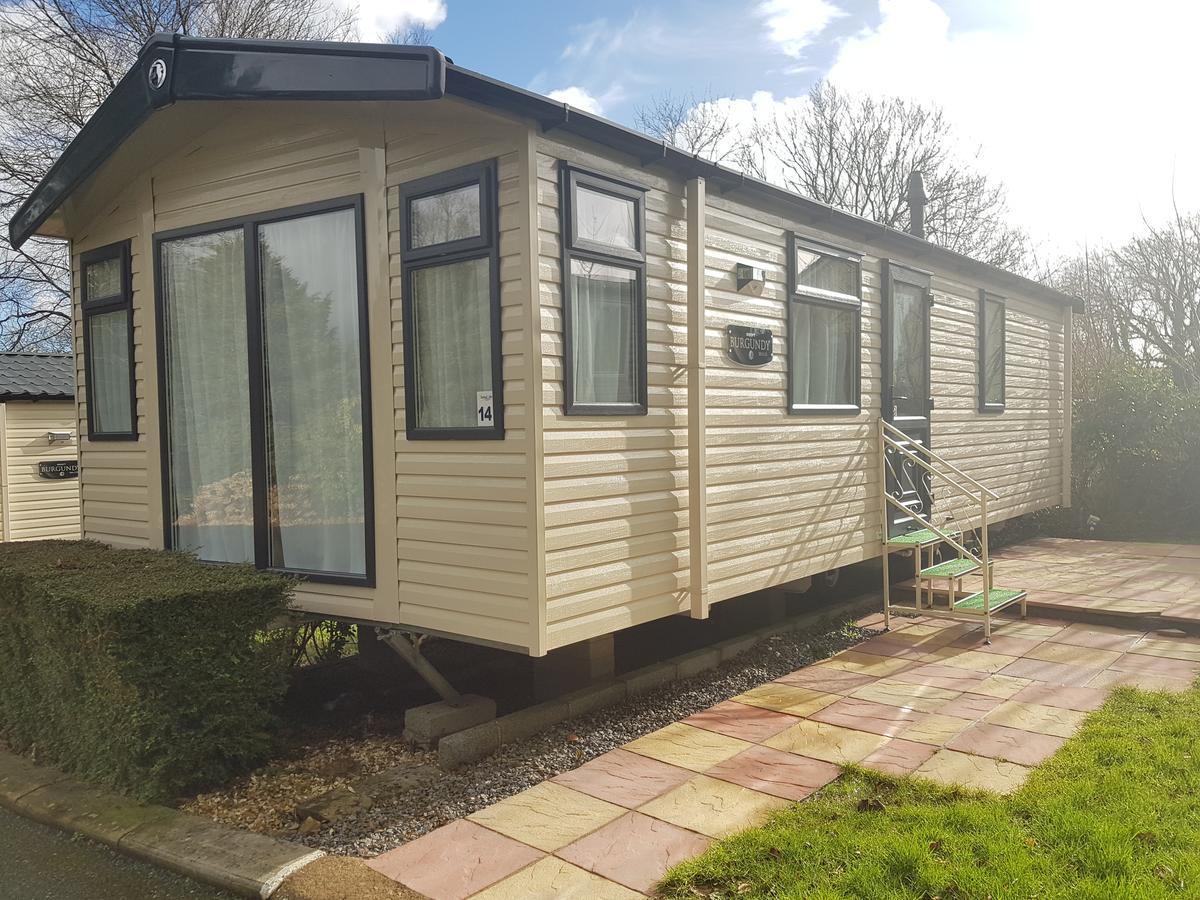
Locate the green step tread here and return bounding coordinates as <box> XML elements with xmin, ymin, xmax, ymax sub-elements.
<box><xmin>953</xmin><ymin>588</ymin><xmax>1026</xmax><ymax>612</ymax></box>
<box><xmin>888</xmin><ymin>528</ymin><xmax>962</xmax><ymax>547</ymax></box>
<box><xmin>920</xmin><ymin>558</ymin><xmax>980</xmax><ymax>579</ymax></box>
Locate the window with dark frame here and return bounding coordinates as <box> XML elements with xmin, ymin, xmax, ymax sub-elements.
<box><xmin>979</xmin><ymin>290</ymin><xmax>1006</xmax><ymax>413</ymax></box>
<box><xmin>399</xmin><ymin>159</ymin><xmax>504</xmax><ymax>439</ymax></box>
<box><xmin>560</xmin><ymin>164</ymin><xmax>648</xmax><ymax>415</ymax></box>
<box><xmin>155</xmin><ymin>196</ymin><xmax>375</xmax><ymax>586</ymax></box>
<box><xmin>786</xmin><ymin>233</ymin><xmax>862</xmax><ymax>415</ymax></box>
<box><xmin>81</xmin><ymin>241</ymin><xmax>136</xmax><ymax>439</ymax></box>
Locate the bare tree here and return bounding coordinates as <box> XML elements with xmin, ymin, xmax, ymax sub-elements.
<box><xmin>386</xmin><ymin>22</ymin><xmax>435</xmax><ymax>45</ymax></box>
<box><xmin>635</xmin><ymin>90</ymin><xmax>740</xmax><ymax>163</ymax></box>
<box><xmin>0</xmin><ymin>0</ymin><xmax>357</xmax><ymax>351</ymax></box>
<box><xmin>637</xmin><ymin>82</ymin><xmax>1029</xmax><ymax>271</ymax></box>
<box><xmin>761</xmin><ymin>82</ymin><xmax>1029</xmax><ymax>271</ymax></box>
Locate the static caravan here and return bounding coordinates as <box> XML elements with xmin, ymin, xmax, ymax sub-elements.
<box><xmin>0</xmin><ymin>354</ymin><xmax>80</xmax><ymax>541</ymax></box>
<box><xmin>8</xmin><ymin>36</ymin><xmax>1076</xmax><ymax>672</ymax></box>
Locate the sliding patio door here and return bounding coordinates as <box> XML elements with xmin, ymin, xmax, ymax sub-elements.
<box><xmin>158</xmin><ymin>198</ymin><xmax>373</xmax><ymax>583</ymax></box>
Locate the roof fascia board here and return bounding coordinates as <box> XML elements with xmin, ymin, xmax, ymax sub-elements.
<box><xmin>8</xmin><ymin>34</ymin><xmax>445</xmax><ymax>248</ymax></box>
<box><xmin>446</xmin><ymin>65</ymin><xmax>1081</xmax><ymax>311</ymax></box>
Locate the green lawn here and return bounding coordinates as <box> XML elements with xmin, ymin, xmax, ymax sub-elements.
<box><xmin>658</xmin><ymin>682</ymin><xmax>1200</xmax><ymax>899</ymax></box>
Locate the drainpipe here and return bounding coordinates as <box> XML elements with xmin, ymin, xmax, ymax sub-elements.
<box><xmin>686</xmin><ymin>177</ymin><xmax>709</xmax><ymax>619</ymax></box>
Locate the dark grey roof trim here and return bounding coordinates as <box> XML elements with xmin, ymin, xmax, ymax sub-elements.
<box><xmin>8</xmin><ymin>34</ymin><xmax>444</xmax><ymax>248</ymax></box>
<box><xmin>0</xmin><ymin>352</ymin><xmax>75</xmax><ymax>401</ymax></box>
<box><xmin>9</xmin><ymin>36</ymin><xmax>1079</xmax><ymax>311</ymax></box>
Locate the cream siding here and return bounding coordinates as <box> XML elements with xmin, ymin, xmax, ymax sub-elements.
<box><xmin>927</xmin><ymin>280</ymin><xmax>1067</xmax><ymax>528</ymax></box>
<box><xmin>1</xmin><ymin>401</ymin><xmax>80</xmax><ymax>540</ymax></box>
<box><xmin>385</xmin><ymin>103</ymin><xmax>535</xmax><ymax>650</ymax></box>
<box><xmin>54</xmin><ymin>95</ymin><xmax>1072</xmax><ymax>657</ymax></box>
<box><xmin>701</xmin><ymin>196</ymin><xmax>882</xmax><ymax>603</ymax></box>
<box><xmin>534</xmin><ymin>136</ymin><xmax>692</xmax><ymax>650</ymax></box>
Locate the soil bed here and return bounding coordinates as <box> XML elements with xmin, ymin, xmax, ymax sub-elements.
<box><xmin>183</xmin><ymin>604</ymin><xmax>878</xmax><ymax>857</ymax></box>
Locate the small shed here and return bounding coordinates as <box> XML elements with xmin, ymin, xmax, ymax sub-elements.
<box><xmin>0</xmin><ymin>353</ymin><xmax>80</xmax><ymax>541</ymax></box>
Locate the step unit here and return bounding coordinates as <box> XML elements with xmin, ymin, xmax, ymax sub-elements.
<box><xmin>878</xmin><ymin>419</ymin><xmax>1024</xmax><ymax>644</ymax></box>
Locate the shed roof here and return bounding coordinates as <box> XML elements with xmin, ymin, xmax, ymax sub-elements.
<box><xmin>6</xmin><ymin>33</ymin><xmax>1081</xmax><ymax>311</ymax></box>
<box><xmin>0</xmin><ymin>353</ymin><xmax>75</xmax><ymax>402</ymax></box>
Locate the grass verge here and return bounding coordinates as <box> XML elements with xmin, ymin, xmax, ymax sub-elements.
<box><xmin>659</xmin><ymin>682</ymin><xmax>1200</xmax><ymax>899</ymax></box>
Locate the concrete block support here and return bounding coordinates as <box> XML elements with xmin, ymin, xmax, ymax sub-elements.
<box><xmin>403</xmin><ymin>695</ymin><xmax>497</xmax><ymax>749</ymax></box>
<box><xmin>534</xmin><ymin>634</ymin><xmax>615</xmax><ymax>700</ymax></box>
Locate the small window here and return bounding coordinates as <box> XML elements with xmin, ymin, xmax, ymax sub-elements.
<box><xmin>787</xmin><ymin>234</ymin><xmax>862</xmax><ymax>414</ymax></box>
<box><xmin>561</xmin><ymin>165</ymin><xmax>647</xmax><ymax>415</ymax></box>
<box><xmin>81</xmin><ymin>241</ymin><xmax>136</xmax><ymax>439</ymax></box>
<box><xmin>400</xmin><ymin>160</ymin><xmax>503</xmax><ymax>439</ymax></box>
<box><xmin>979</xmin><ymin>291</ymin><xmax>1006</xmax><ymax>413</ymax></box>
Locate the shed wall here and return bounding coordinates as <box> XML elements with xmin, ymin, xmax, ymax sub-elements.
<box><xmin>2</xmin><ymin>401</ymin><xmax>80</xmax><ymax>541</ymax></box>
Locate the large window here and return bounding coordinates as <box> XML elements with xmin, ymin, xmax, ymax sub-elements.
<box><xmin>81</xmin><ymin>241</ymin><xmax>136</xmax><ymax>439</ymax></box>
<box><xmin>157</xmin><ymin>198</ymin><xmax>373</xmax><ymax>584</ymax></box>
<box><xmin>400</xmin><ymin>160</ymin><xmax>502</xmax><ymax>439</ymax></box>
<box><xmin>979</xmin><ymin>291</ymin><xmax>1006</xmax><ymax>413</ymax></box>
<box><xmin>787</xmin><ymin>234</ymin><xmax>862</xmax><ymax>414</ymax></box>
<box><xmin>561</xmin><ymin>165</ymin><xmax>647</xmax><ymax>415</ymax></box>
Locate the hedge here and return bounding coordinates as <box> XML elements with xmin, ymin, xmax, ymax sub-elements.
<box><xmin>0</xmin><ymin>540</ymin><xmax>295</xmax><ymax>801</ymax></box>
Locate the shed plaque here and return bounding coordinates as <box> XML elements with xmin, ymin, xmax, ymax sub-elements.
<box><xmin>726</xmin><ymin>325</ymin><xmax>773</xmax><ymax>366</ymax></box>
<box><xmin>38</xmin><ymin>460</ymin><xmax>78</xmax><ymax>480</ymax></box>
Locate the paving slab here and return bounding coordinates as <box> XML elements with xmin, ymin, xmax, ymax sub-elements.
<box><xmin>763</xmin><ymin>719</ymin><xmax>888</xmax><ymax>764</ymax></box>
<box><xmin>551</xmin><ymin>748</ymin><xmax>693</xmax><ymax>809</ymax></box>
<box><xmin>810</xmin><ymin>697</ymin><xmax>927</xmax><ymax>737</ymax></box>
<box><xmin>705</xmin><ymin>745</ymin><xmax>841</xmax><ymax>801</ymax></box>
<box><xmin>466</xmin><ymin>782</ymin><xmax>624</xmax><ymax>853</ymax></box>
<box><xmin>946</xmin><ymin>722</ymin><xmax>1067</xmax><ymax>766</ymax></box>
<box><xmin>682</xmin><ymin>700</ymin><xmax>800</xmax><ymax>742</ymax></box>
<box><xmin>637</xmin><ymin>774</ymin><xmax>790</xmax><ymax>838</ymax></box>
<box><xmin>983</xmin><ymin>700</ymin><xmax>1087</xmax><ymax>738</ymax></box>
<box><xmin>898</xmin><ymin>713</ymin><xmax>975</xmax><ymax>746</ymax></box>
<box><xmin>774</xmin><ymin>667</ymin><xmax>876</xmax><ymax>694</ymax></box>
<box><xmin>471</xmin><ymin>857</ymin><xmax>640</xmax><ymax>900</ymax></box>
<box><xmin>368</xmin><ymin>819</ymin><xmax>543</xmax><ymax>900</ymax></box>
<box><xmin>624</xmin><ymin>722</ymin><xmax>754</xmax><ymax>772</ymax></box>
<box><xmin>848</xmin><ymin>678</ymin><xmax>961</xmax><ymax>712</ymax></box>
<box><xmin>731</xmin><ymin>683</ymin><xmax>840</xmax><ymax>716</ymax></box>
<box><xmin>860</xmin><ymin>738</ymin><xmax>940</xmax><ymax>776</ymax></box>
<box><xmin>914</xmin><ymin>749</ymin><xmax>1032</xmax><ymax>794</ymax></box>
<box><xmin>556</xmin><ymin>811</ymin><xmax>710</xmax><ymax>894</ymax></box>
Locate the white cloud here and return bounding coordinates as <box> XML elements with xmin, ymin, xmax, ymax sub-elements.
<box><xmin>548</xmin><ymin>86</ymin><xmax>605</xmax><ymax>116</ymax></box>
<box><xmin>351</xmin><ymin>0</ymin><xmax>446</xmax><ymax>43</ymax></box>
<box><xmin>820</xmin><ymin>0</ymin><xmax>1200</xmax><ymax>252</ymax></box>
<box><xmin>758</xmin><ymin>0</ymin><xmax>845</xmax><ymax>58</ymax></box>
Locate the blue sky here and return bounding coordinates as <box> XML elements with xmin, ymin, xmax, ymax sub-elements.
<box><xmin>361</xmin><ymin>0</ymin><xmax>1200</xmax><ymax>256</ymax></box>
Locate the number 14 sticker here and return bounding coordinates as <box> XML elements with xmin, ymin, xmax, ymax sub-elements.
<box><xmin>476</xmin><ymin>391</ymin><xmax>494</xmax><ymax>426</ymax></box>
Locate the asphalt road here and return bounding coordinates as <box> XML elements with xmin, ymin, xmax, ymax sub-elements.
<box><xmin>0</xmin><ymin>806</ymin><xmax>231</xmax><ymax>900</ymax></box>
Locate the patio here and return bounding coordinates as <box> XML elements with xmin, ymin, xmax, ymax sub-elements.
<box><xmin>366</xmin><ymin>538</ymin><xmax>1200</xmax><ymax>899</ymax></box>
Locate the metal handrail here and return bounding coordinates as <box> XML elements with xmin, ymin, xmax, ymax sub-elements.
<box><xmin>881</xmin><ymin>431</ymin><xmax>978</xmax><ymax>503</ymax></box>
<box><xmin>881</xmin><ymin>419</ymin><xmax>1000</xmax><ymax>500</ymax></box>
<box><xmin>878</xmin><ymin>417</ymin><xmax>995</xmax><ymax>629</ymax></box>
<box><xmin>882</xmin><ymin>492</ymin><xmax>979</xmax><ymax>564</ymax></box>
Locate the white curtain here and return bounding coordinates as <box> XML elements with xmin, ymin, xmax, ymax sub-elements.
<box><xmin>88</xmin><ymin>309</ymin><xmax>132</xmax><ymax>432</ymax></box>
<box><xmin>162</xmin><ymin>230</ymin><xmax>254</xmax><ymax>564</ymax></box>
<box><xmin>569</xmin><ymin>259</ymin><xmax>636</xmax><ymax>405</ymax></box>
<box><xmin>791</xmin><ymin>301</ymin><xmax>853</xmax><ymax>405</ymax></box>
<box><xmin>259</xmin><ymin>209</ymin><xmax>366</xmax><ymax>577</ymax></box>
<box><xmin>411</xmin><ymin>256</ymin><xmax>492</xmax><ymax>428</ymax></box>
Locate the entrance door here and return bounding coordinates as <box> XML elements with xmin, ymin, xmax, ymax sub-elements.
<box><xmin>883</xmin><ymin>262</ymin><xmax>933</xmax><ymax>536</ymax></box>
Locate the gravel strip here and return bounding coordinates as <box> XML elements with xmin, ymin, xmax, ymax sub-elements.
<box><xmin>308</xmin><ymin>606</ymin><xmax>881</xmax><ymax>857</ymax></box>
